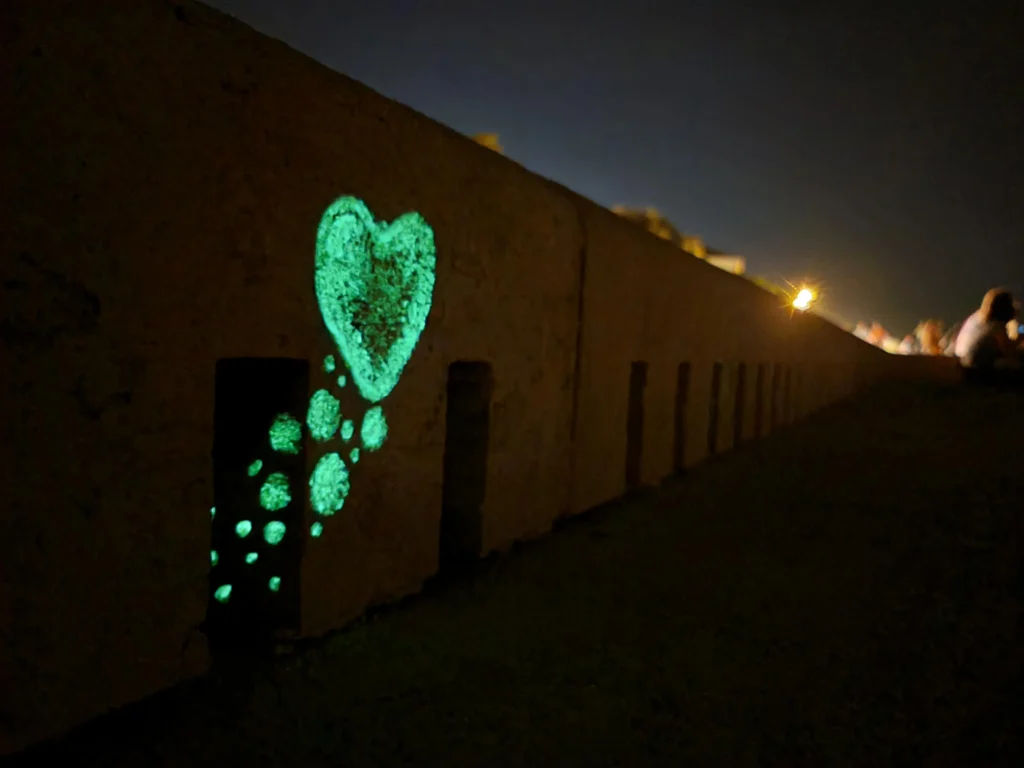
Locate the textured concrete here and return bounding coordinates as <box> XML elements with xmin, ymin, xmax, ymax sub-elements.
<box><xmin>12</xmin><ymin>383</ymin><xmax>1023</xmax><ymax>766</ymax></box>
<box><xmin>2</xmin><ymin>0</ymin><xmax>949</xmax><ymax>752</ymax></box>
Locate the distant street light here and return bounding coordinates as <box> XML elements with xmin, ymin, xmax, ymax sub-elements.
<box><xmin>792</xmin><ymin>287</ymin><xmax>816</xmax><ymax>312</ymax></box>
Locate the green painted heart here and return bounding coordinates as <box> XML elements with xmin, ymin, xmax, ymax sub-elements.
<box><xmin>315</xmin><ymin>197</ymin><xmax>436</xmax><ymax>403</ymax></box>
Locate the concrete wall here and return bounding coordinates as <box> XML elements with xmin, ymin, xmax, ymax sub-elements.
<box><xmin>1</xmin><ymin>0</ymin><xmax>933</xmax><ymax>753</ymax></box>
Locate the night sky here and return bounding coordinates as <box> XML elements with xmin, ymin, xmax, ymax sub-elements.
<box><xmin>207</xmin><ymin>0</ymin><xmax>1023</xmax><ymax>335</ymax></box>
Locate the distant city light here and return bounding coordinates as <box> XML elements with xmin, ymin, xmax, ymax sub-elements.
<box><xmin>792</xmin><ymin>288</ymin><xmax>816</xmax><ymax>311</ymax></box>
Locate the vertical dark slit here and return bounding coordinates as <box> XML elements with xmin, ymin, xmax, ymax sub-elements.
<box><xmin>625</xmin><ymin>361</ymin><xmax>647</xmax><ymax>491</ymax></box>
<box><xmin>440</xmin><ymin>361</ymin><xmax>493</xmax><ymax>567</ymax></box>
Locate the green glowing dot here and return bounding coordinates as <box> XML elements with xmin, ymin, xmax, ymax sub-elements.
<box><xmin>210</xmin><ymin>506</ymin><xmax>216</xmax><ymax>518</ymax></box>
<box><xmin>269</xmin><ymin>413</ymin><xmax>302</xmax><ymax>455</ymax></box>
<box><xmin>314</xmin><ymin>196</ymin><xmax>437</xmax><ymax>404</ymax></box>
<box><xmin>245</xmin><ymin>552</ymin><xmax>259</xmax><ymax>564</ymax></box>
<box><xmin>337</xmin><ymin>375</ymin><xmax>346</xmax><ymax>388</ymax></box>
<box><xmin>341</xmin><ymin>419</ymin><xmax>355</xmax><ymax>441</ymax></box>
<box><xmin>268</xmin><ymin>576</ymin><xmax>281</xmax><ymax>593</ymax></box>
<box><xmin>323</xmin><ymin>355</ymin><xmax>336</xmax><ymax>373</ymax></box>
<box><xmin>214</xmin><ymin>584</ymin><xmax>232</xmax><ymax>603</ymax></box>
<box><xmin>349</xmin><ymin>447</ymin><xmax>360</xmax><ymax>464</ymax></box>
<box><xmin>310</xmin><ymin>521</ymin><xmax>324</xmax><ymax>538</ymax></box>
<box><xmin>210</xmin><ymin>550</ymin><xmax>218</xmax><ymax>566</ymax></box>
<box><xmin>235</xmin><ymin>520</ymin><xmax>253</xmax><ymax>538</ymax></box>
<box><xmin>307</xmin><ymin>388</ymin><xmax>341</xmax><ymax>443</ymax></box>
<box><xmin>247</xmin><ymin>459</ymin><xmax>263</xmax><ymax>477</ymax></box>
<box><xmin>264</xmin><ymin>521</ymin><xmax>286</xmax><ymax>546</ymax></box>
<box><xmin>259</xmin><ymin>472</ymin><xmax>292</xmax><ymax>512</ymax></box>
<box><xmin>361</xmin><ymin>406</ymin><xmax>388</xmax><ymax>451</ymax></box>
<box><xmin>309</xmin><ymin>452</ymin><xmax>350</xmax><ymax>516</ymax></box>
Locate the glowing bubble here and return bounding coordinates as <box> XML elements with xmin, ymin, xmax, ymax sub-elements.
<box><xmin>361</xmin><ymin>406</ymin><xmax>388</xmax><ymax>451</ymax></box>
<box><xmin>307</xmin><ymin>389</ymin><xmax>341</xmax><ymax>443</ymax></box>
<box><xmin>314</xmin><ymin>196</ymin><xmax>436</xmax><ymax>404</ymax></box>
<box><xmin>268</xmin><ymin>576</ymin><xmax>281</xmax><ymax>593</ymax></box>
<box><xmin>269</xmin><ymin>413</ymin><xmax>302</xmax><ymax>455</ymax></box>
<box><xmin>245</xmin><ymin>552</ymin><xmax>259</xmax><ymax>564</ymax></box>
<box><xmin>349</xmin><ymin>447</ymin><xmax>360</xmax><ymax>464</ymax></box>
<box><xmin>309</xmin><ymin>452</ymin><xmax>350</xmax><ymax>516</ymax></box>
<box><xmin>310</xmin><ymin>521</ymin><xmax>324</xmax><ymax>538</ymax></box>
<box><xmin>210</xmin><ymin>550</ymin><xmax>218</xmax><ymax>566</ymax></box>
<box><xmin>263</xmin><ymin>520</ymin><xmax>286</xmax><ymax>546</ymax></box>
<box><xmin>214</xmin><ymin>584</ymin><xmax>232</xmax><ymax>603</ymax></box>
<box><xmin>247</xmin><ymin>459</ymin><xmax>263</xmax><ymax>477</ymax></box>
<box><xmin>793</xmin><ymin>288</ymin><xmax>815</xmax><ymax>312</ymax></box>
<box><xmin>341</xmin><ymin>419</ymin><xmax>355</xmax><ymax>442</ymax></box>
<box><xmin>210</xmin><ymin>506</ymin><xmax>216</xmax><ymax>518</ymax></box>
<box><xmin>259</xmin><ymin>473</ymin><xmax>292</xmax><ymax>512</ymax></box>
<box><xmin>337</xmin><ymin>375</ymin><xmax>346</xmax><ymax>388</ymax></box>
<box><xmin>235</xmin><ymin>520</ymin><xmax>253</xmax><ymax>538</ymax></box>
<box><xmin>323</xmin><ymin>355</ymin><xmax>336</xmax><ymax>373</ymax></box>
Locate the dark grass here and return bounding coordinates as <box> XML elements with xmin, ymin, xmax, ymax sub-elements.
<box><xmin>13</xmin><ymin>382</ymin><xmax>1024</xmax><ymax>767</ymax></box>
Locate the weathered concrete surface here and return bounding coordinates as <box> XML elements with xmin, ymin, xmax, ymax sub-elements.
<box><xmin>13</xmin><ymin>382</ymin><xmax>1023</xmax><ymax>766</ymax></box>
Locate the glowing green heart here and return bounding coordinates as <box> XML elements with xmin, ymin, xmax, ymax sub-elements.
<box><xmin>315</xmin><ymin>197</ymin><xmax>436</xmax><ymax>403</ymax></box>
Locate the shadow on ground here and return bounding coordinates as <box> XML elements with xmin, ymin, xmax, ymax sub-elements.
<box><xmin>13</xmin><ymin>383</ymin><xmax>1024</xmax><ymax>767</ymax></box>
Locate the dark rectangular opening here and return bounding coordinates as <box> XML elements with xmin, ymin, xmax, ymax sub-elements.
<box><xmin>440</xmin><ymin>361</ymin><xmax>493</xmax><ymax>566</ymax></box>
<box><xmin>208</xmin><ymin>357</ymin><xmax>309</xmax><ymax>651</ymax></box>
<box><xmin>754</xmin><ymin>363</ymin><xmax>767</xmax><ymax>438</ymax></box>
<box><xmin>733</xmin><ymin>363</ymin><xmax>747</xmax><ymax>446</ymax></box>
<box><xmin>770</xmin><ymin>364</ymin><xmax>782</xmax><ymax>429</ymax></box>
<box><xmin>673</xmin><ymin>362</ymin><xmax>691</xmax><ymax>473</ymax></box>
<box><xmin>625</xmin><ymin>361</ymin><xmax>647</xmax><ymax>490</ymax></box>
<box><xmin>708</xmin><ymin>361</ymin><xmax>723</xmax><ymax>455</ymax></box>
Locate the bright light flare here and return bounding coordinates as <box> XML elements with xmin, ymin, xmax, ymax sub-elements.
<box><xmin>792</xmin><ymin>288</ymin><xmax>815</xmax><ymax>311</ymax></box>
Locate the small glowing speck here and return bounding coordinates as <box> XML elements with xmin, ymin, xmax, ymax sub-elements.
<box><xmin>214</xmin><ymin>584</ymin><xmax>232</xmax><ymax>603</ymax></box>
<box><xmin>210</xmin><ymin>550</ymin><xmax>218</xmax><ymax>566</ymax></box>
<box><xmin>268</xmin><ymin>576</ymin><xmax>281</xmax><ymax>593</ymax></box>
<box><xmin>260</xmin><ymin>472</ymin><xmax>292</xmax><ymax>512</ymax></box>
<box><xmin>361</xmin><ymin>406</ymin><xmax>388</xmax><ymax>451</ymax></box>
<box><xmin>269</xmin><ymin>413</ymin><xmax>302</xmax><ymax>455</ymax></box>
<box><xmin>263</xmin><ymin>520</ymin><xmax>286</xmax><ymax>546</ymax></box>
<box><xmin>337</xmin><ymin>375</ymin><xmax>346</xmax><ymax>387</ymax></box>
<box><xmin>247</xmin><ymin>459</ymin><xmax>263</xmax><ymax>477</ymax></box>
<box><xmin>310</xmin><ymin>521</ymin><xmax>324</xmax><ymax>538</ymax></box>
<box><xmin>323</xmin><ymin>355</ymin><xmax>336</xmax><ymax>373</ymax></box>
<box><xmin>245</xmin><ymin>552</ymin><xmax>259</xmax><ymax>564</ymax></box>
<box><xmin>235</xmin><ymin>520</ymin><xmax>253</xmax><ymax>538</ymax></box>
<box><xmin>210</xmin><ymin>506</ymin><xmax>216</xmax><ymax>518</ymax></box>
<box><xmin>341</xmin><ymin>419</ymin><xmax>355</xmax><ymax>441</ymax></box>
<box><xmin>349</xmin><ymin>447</ymin><xmax>360</xmax><ymax>464</ymax></box>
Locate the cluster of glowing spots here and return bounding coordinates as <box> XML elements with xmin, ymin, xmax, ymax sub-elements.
<box><xmin>792</xmin><ymin>288</ymin><xmax>816</xmax><ymax>312</ymax></box>
<box><xmin>269</xmin><ymin>413</ymin><xmax>302</xmax><ymax>455</ymax></box>
<box><xmin>323</xmin><ymin>355</ymin><xmax>336</xmax><ymax>373</ymax></box>
<box><xmin>268</xmin><ymin>576</ymin><xmax>281</xmax><ymax>593</ymax></box>
<box><xmin>314</xmin><ymin>196</ymin><xmax>437</xmax><ymax>404</ymax></box>
<box><xmin>350</xmin><ymin>448</ymin><xmax>360</xmax><ymax>464</ymax></box>
<box><xmin>310</xmin><ymin>521</ymin><xmax>324</xmax><ymax>538</ymax></box>
<box><xmin>245</xmin><ymin>552</ymin><xmax>259</xmax><ymax>565</ymax></box>
<box><xmin>307</xmin><ymin>389</ymin><xmax>341</xmax><ymax>442</ymax></box>
<box><xmin>360</xmin><ymin>406</ymin><xmax>388</xmax><ymax>451</ymax></box>
<box><xmin>263</xmin><ymin>521</ymin><xmax>287</xmax><ymax>546</ymax></box>
<box><xmin>337</xmin><ymin>375</ymin><xmax>346</xmax><ymax>388</ymax></box>
<box><xmin>235</xmin><ymin>520</ymin><xmax>253</xmax><ymax>538</ymax></box>
<box><xmin>214</xmin><ymin>585</ymin><xmax>232</xmax><ymax>603</ymax></box>
<box><xmin>341</xmin><ymin>419</ymin><xmax>355</xmax><ymax>442</ymax></box>
<box><xmin>210</xmin><ymin>550</ymin><xmax>218</xmax><ymax>566</ymax></box>
<box><xmin>259</xmin><ymin>472</ymin><xmax>292</xmax><ymax>512</ymax></box>
<box><xmin>309</xmin><ymin>452</ymin><xmax>350</xmax><ymax>516</ymax></box>
<box><xmin>247</xmin><ymin>459</ymin><xmax>263</xmax><ymax>477</ymax></box>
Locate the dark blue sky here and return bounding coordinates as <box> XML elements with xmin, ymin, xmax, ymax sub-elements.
<box><xmin>207</xmin><ymin>0</ymin><xmax>1023</xmax><ymax>334</ymax></box>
